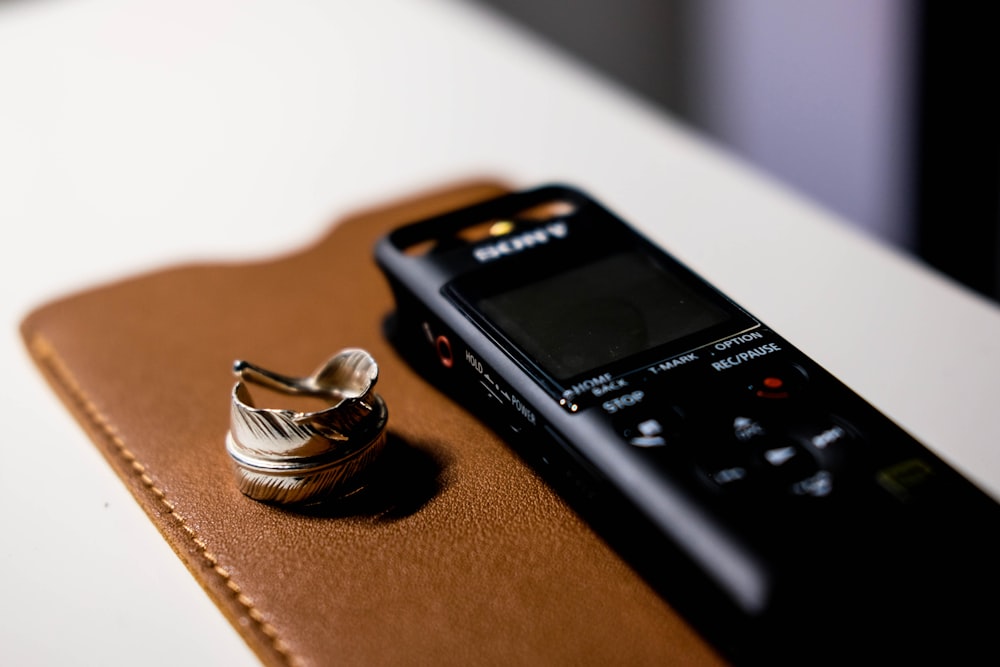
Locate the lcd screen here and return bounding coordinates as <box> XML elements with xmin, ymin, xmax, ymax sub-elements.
<box><xmin>476</xmin><ymin>251</ymin><xmax>729</xmax><ymax>380</ymax></box>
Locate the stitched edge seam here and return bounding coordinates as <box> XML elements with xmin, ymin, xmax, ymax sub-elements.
<box><xmin>29</xmin><ymin>334</ymin><xmax>300</xmax><ymax>667</ymax></box>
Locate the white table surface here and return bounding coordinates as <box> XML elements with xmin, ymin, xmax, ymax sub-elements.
<box><xmin>3</xmin><ymin>0</ymin><xmax>999</xmax><ymax>664</ymax></box>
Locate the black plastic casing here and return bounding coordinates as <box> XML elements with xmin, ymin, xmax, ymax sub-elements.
<box><xmin>375</xmin><ymin>185</ymin><xmax>1000</xmax><ymax>662</ymax></box>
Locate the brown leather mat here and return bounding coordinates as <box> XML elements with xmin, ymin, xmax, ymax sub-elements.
<box><xmin>21</xmin><ymin>182</ymin><xmax>723</xmax><ymax>666</ymax></box>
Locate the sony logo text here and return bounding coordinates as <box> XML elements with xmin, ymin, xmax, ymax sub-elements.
<box><xmin>473</xmin><ymin>222</ymin><xmax>569</xmax><ymax>263</ymax></box>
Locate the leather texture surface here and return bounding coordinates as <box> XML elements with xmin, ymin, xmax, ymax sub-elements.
<box><xmin>21</xmin><ymin>182</ymin><xmax>722</xmax><ymax>666</ymax></box>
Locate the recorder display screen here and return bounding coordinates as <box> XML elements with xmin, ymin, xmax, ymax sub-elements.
<box><xmin>476</xmin><ymin>250</ymin><xmax>729</xmax><ymax>381</ymax></box>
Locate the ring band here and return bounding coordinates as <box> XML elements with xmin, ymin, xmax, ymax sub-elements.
<box><xmin>226</xmin><ymin>349</ymin><xmax>388</xmax><ymax>505</ymax></box>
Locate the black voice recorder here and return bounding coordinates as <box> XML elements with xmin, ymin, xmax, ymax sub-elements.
<box><xmin>375</xmin><ymin>185</ymin><xmax>999</xmax><ymax>662</ymax></box>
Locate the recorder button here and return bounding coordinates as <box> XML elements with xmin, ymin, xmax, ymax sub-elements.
<box><xmin>762</xmin><ymin>445</ymin><xmax>798</xmax><ymax>467</ymax></box>
<box><xmin>733</xmin><ymin>416</ymin><xmax>767</xmax><ymax>443</ymax></box>
<box><xmin>789</xmin><ymin>415</ymin><xmax>856</xmax><ymax>471</ymax></box>
<box><xmin>709</xmin><ymin>466</ymin><xmax>749</xmax><ymax>488</ymax></box>
<box><xmin>758</xmin><ymin>442</ymin><xmax>817</xmax><ymax>484</ymax></box>
<box><xmin>629</xmin><ymin>419</ymin><xmax>667</xmax><ymax>447</ymax></box>
<box><xmin>790</xmin><ymin>470</ymin><xmax>834</xmax><ymax>498</ymax></box>
<box><xmin>802</xmin><ymin>420</ymin><xmax>852</xmax><ymax>451</ymax></box>
<box><xmin>744</xmin><ymin>363</ymin><xmax>809</xmax><ymax>400</ymax></box>
<box><xmin>618</xmin><ymin>405</ymin><xmax>684</xmax><ymax>449</ymax></box>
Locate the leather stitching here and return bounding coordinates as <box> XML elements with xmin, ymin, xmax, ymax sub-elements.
<box><xmin>29</xmin><ymin>334</ymin><xmax>299</xmax><ymax>667</ymax></box>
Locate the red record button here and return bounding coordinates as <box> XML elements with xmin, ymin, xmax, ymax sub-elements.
<box><xmin>759</xmin><ymin>377</ymin><xmax>787</xmax><ymax>398</ymax></box>
<box><xmin>755</xmin><ymin>376</ymin><xmax>790</xmax><ymax>399</ymax></box>
<box><xmin>747</xmin><ymin>365</ymin><xmax>807</xmax><ymax>399</ymax></box>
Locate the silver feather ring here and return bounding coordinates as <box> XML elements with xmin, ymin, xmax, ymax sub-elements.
<box><xmin>225</xmin><ymin>349</ymin><xmax>388</xmax><ymax>505</ymax></box>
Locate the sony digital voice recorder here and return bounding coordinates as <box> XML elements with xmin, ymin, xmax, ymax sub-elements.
<box><xmin>375</xmin><ymin>185</ymin><xmax>999</xmax><ymax>662</ymax></box>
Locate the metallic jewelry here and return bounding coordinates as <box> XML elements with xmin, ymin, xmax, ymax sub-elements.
<box><xmin>226</xmin><ymin>349</ymin><xmax>388</xmax><ymax>505</ymax></box>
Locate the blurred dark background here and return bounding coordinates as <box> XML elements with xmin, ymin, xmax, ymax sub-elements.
<box><xmin>476</xmin><ymin>0</ymin><xmax>999</xmax><ymax>302</ymax></box>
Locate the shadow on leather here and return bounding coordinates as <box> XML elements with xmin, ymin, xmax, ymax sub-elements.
<box><xmin>296</xmin><ymin>433</ymin><xmax>447</xmax><ymax>521</ymax></box>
